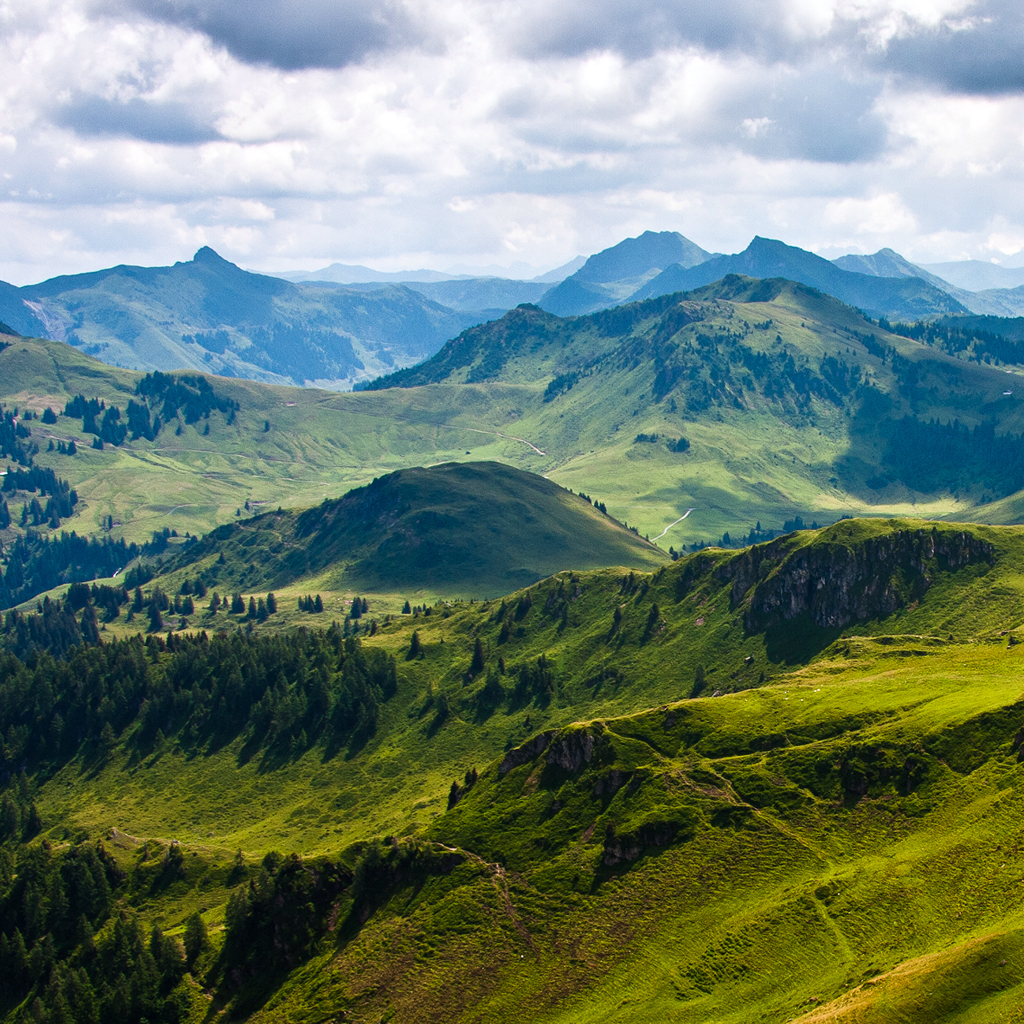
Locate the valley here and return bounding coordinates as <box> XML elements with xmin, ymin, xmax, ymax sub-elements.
<box><xmin>6</xmin><ymin>245</ymin><xmax>1024</xmax><ymax>1023</ymax></box>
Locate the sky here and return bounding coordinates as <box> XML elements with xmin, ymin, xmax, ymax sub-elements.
<box><xmin>3</xmin><ymin>0</ymin><xmax>1024</xmax><ymax>283</ymax></box>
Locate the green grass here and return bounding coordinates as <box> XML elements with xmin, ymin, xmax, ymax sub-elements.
<box><xmin>13</xmin><ymin>518</ymin><xmax>1024</xmax><ymax>1023</ymax></box>
<box><xmin>6</xmin><ymin>277</ymin><xmax>1024</xmax><ymax>562</ymax></box>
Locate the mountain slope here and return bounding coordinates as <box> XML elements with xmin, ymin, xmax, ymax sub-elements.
<box><xmin>10</xmin><ymin>281</ymin><xmax>1024</xmax><ymax>573</ymax></box>
<box><xmin>362</xmin><ymin>275</ymin><xmax>1024</xmax><ymax>542</ymax></box>
<box><xmin>920</xmin><ymin>259</ymin><xmax>1024</xmax><ymax>292</ymax></box>
<box><xmin>165</xmin><ymin>461</ymin><xmax>667</xmax><ymax>596</ymax></box>
<box><xmin>834</xmin><ymin>249</ymin><xmax>1024</xmax><ymax>316</ymax></box>
<box><xmin>0</xmin><ymin>248</ymin><xmax>486</xmax><ymax>388</ymax></box>
<box><xmin>631</xmin><ymin>237</ymin><xmax>968</xmax><ymax>319</ymax></box>
<box><xmin>9</xmin><ymin>520</ymin><xmax>1024</xmax><ymax>1023</ymax></box>
<box><xmin>539</xmin><ymin>231</ymin><xmax>711</xmax><ymax>316</ymax></box>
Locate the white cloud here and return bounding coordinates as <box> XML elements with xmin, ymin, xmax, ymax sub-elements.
<box><xmin>0</xmin><ymin>0</ymin><xmax>1023</xmax><ymax>282</ymax></box>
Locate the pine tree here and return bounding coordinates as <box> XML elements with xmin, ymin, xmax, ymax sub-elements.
<box><xmin>408</xmin><ymin>630</ymin><xmax>421</xmax><ymax>659</ymax></box>
<box><xmin>183</xmin><ymin>912</ymin><xmax>208</xmax><ymax>968</ymax></box>
<box><xmin>81</xmin><ymin>603</ymin><xmax>100</xmax><ymax>645</ymax></box>
<box><xmin>402</xmin><ymin>600</ymin><xmax>411</xmax><ymax>614</ymax></box>
<box><xmin>266</xmin><ymin>592</ymin><xmax>276</xmax><ymax>613</ymax></box>
<box><xmin>148</xmin><ymin>602</ymin><xmax>163</xmax><ymax>632</ymax></box>
<box><xmin>314</xmin><ymin>594</ymin><xmax>323</xmax><ymax>613</ymax></box>
<box><xmin>248</xmin><ymin>596</ymin><xmax>257</xmax><ymax>619</ymax></box>
<box><xmin>470</xmin><ymin>637</ymin><xmax>485</xmax><ymax>676</ymax></box>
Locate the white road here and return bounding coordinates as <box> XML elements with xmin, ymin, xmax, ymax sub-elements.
<box><xmin>652</xmin><ymin>508</ymin><xmax>695</xmax><ymax>541</ymax></box>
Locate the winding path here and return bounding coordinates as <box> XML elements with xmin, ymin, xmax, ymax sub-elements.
<box><xmin>653</xmin><ymin>508</ymin><xmax>695</xmax><ymax>541</ymax></box>
<box><xmin>461</xmin><ymin>426</ymin><xmax>546</xmax><ymax>455</ymax></box>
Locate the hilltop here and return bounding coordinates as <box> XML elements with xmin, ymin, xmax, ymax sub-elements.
<box><xmin>162</xmin><ymin>461</ymin><xmax>667</xmax><ymax>597</ymax></box>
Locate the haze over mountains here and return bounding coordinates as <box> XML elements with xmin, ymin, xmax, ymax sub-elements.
<box><xmin>6</xmin><ymin>229</ymin><xmax>1024</xmax><ymax>391</ymax></box>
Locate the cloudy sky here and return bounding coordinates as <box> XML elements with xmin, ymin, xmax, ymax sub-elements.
<box><xmin>3</xmin><ymin>0</ymin><xmax>1024</xmax><ymax>282</ymax></box>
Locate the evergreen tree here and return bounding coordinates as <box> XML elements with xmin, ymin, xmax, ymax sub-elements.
<box><xmin>469</xmin><ymin>637</ymin><xmax>485</xmax><ymax>677</ymax></box>
<box><xmin>408</xmin><ymin>630</ymin><xmax>421</xmax><ymax>659</ymax></box>
<box><xmin>314</xmin><ymin>595</ymin><xmax>323</xmax><ymax>613</ymax></box>
<box><xmin>80</xmin><ymin>603</ymin><xmax>100</xmax><ymax>645</ymax></box>
<box><xmin>402</xmin><ymin>600</ymin><xmax>411</xmax><ymax>614</ymax></box>
<box><xmin>148</xmin><ymin>602</ymin><xmax>163</xmax><ymax>632</ymax></box>
<box><xmin>248</xmin><ymin>596</ymin><xmax>257</xmax><ymax>619</ymax></box>
<box><xmin>266</xmin><ymin>592</ymin><xmax>276</xmax><ymax>614</ymax></box>
<box><xmin>183</xmin><ymin>912</ymin><xmax>208</xmax><ymax>968</ymax></box>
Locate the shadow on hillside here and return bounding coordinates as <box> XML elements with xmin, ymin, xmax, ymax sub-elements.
<box><xmin>762</xmin><ymin>616</ymin><xmax>841</xmax><ymax>666</ymax></box>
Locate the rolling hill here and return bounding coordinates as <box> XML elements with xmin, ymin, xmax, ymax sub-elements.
<box><xmin>7</xmin><ymin>519</ymin><xmax>1024</xmax><ymax>1023</ymax></box>
<box><xmin>0</xmin><ymin>248</ymin><xmax>488</xmax><ymax>388</ymax></box>
<box><xmin>8</xmin><ymin>274</ymin><xmax>1024</xmax><ymax>580</ymax></box>
<box><xmin>161</xmin><ymin>461</ymin><xmax>667</xmax><ymax>597</ymax></box>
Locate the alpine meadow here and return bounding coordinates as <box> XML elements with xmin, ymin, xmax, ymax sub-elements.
<box><xmin>8</xmin><ymin>4</ymin><xmax>1024</xmax><ymax>1023</ymax></box>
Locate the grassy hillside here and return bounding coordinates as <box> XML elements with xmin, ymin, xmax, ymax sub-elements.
<box><xmin>6</xmin><ymin>520</ymin><xmax>1024</xmax><ymax>1023</ymax></box>
<box><xmin>160</xmin><ymin>461</ymin><xmax>666</xmax><ymax>597</ymax></box>
<box><xmin>0</xmin><ymin>248</ymin><xmax>485</xmax><ymax>388</ymax></box>
<box><xmin>8</xmin><ymin>276</ymin><xmax>1024</xmax><ymax>578</ymax></box>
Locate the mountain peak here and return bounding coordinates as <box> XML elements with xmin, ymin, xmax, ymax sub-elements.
<box><xmin>193</xmin><ymin>246</ymin><xmax>231</xmax><ymax>266</ymax></box>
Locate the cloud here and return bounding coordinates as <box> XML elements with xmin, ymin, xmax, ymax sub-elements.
<box><xmin>52</xmin><ymin>94</ymin><xmax>222</xmax><ymax>144</ymax></box>
<box><xmin>876</xmin><ymin>1</ymin><xmax>1024</xmax><ymax>95</ymax></box>
<box><xmin>121</xmin><ymin>0</ymin><xmax>422</xmax><ymax>70</ymax></box>
<box><xmin>4</xmin><ymin>0</ymin><xmax>1024</xmax><ymax>286</ymax></box>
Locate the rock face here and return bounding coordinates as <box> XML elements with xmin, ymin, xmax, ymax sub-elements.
<box><xmin>546</xmin><ymin>729</ymin><xmax>597</xmax><ymax>773</ymax></box>
<box><xmin>499</xmin><ymin>731</ymin><xmax>555</xmax><ymax>775</ymax></box>
<box><xmin>718</xmin><ymin>527</ymin><xmax>993</xmax><ymax>632</ymax></box>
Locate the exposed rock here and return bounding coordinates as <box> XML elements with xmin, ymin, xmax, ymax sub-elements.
<box><xmin>546</xmin><ymin>728</ymin><xmax>598</xmax><ymax>772</ymax></box>
<box><xmin>717</xmin><ymin>527</ymin><xmax>992</xmax><ymax>631</ymax></box>
<box><xmin>499</xmin><ymin>730</ymin><xmax>555</xmax><ymax>775</ymax></box>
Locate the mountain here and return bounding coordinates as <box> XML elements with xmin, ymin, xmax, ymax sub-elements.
<box><xmin>364</xmin><ymin>275</ymin><xmax>1024</xmax><ymax>538</ymax></box>
<box><xmin>919</xmin><ymin>259</ymin><xmax>1024</xmax><ymax>292</ymax></box>
<box><xmin>631</xmin><ymin>236</ymin><xmax>969</xmax><ymax>320</ymax></box>
<box><xmin>0</xmin><ymin>248</ymin><xmax>487</xmax><ymax>388</ymax></box>
<box><xmin>835</xmin><ymin>248</ymin><xmax>1024</xmax><ymax>316</ymax></box>
<box><xmin>7</xmin><ymin>518</ymin><xmax>1024</xmax><ymax>1022</ymax></box>
<box><xmin>11</xmin><ymin>279</ymin><xmax>1024</xmax><ymax>583</ymax></box>
<box><xmin>344</xmin><ymin>277</ymin><xmax>549</xmax><ymax>312</ymax></box>
<box><xmin>165</xmin><ymin>461</ymin><xmax>667</xmax><ymax>596</ymax></box>
<box><xmin>538</xmin><ymin>230</ymin><xmax>712</xmax><ymax>316</ymax></box>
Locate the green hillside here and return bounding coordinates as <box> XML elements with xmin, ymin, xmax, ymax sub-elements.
<box><xmin>8</xmin><ymin>275</ymin><xmax>1024</xmax><ymax>593</ymax></box>
<box><xmin>6</xmin><ymin>520</ymin><xmax>1024</xmax><ymax>1023</ymax></box>
<box><xmin>163</xmin><ymin>461</ymin><xmax>666</xmax><ymax>597</ymax></box>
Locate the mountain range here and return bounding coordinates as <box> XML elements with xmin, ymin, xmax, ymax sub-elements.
<box><xmin>7</xmin><ymin>231</ymin><xmax>1024</xmax><ymax>392</ymax></box>
<box><xmin>7</xmin><ymin>230</ymin><xmax>1024</xmax><ymax>1023</ymax></box>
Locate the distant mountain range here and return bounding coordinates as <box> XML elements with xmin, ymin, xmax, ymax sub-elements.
<box><xmin>8</xmin><ymin>230</ymin><xmax>1024</xmax><ymax>390</ymax></box>
<box><xmin>0</xmin><ymin>248</ymin><xmax>487</xmax><ymax>387</ymax></box>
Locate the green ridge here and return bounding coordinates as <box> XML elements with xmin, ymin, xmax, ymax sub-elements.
<box><xmin>5</xmin><ymin>521</ymin><xmax>1024</xmax><ymax>1021</ymax></box>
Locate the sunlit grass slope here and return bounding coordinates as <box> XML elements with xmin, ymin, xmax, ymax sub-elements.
<box><xmin>158</xmin><ymin>460</ymin><xmax>666</xmax><ymax>598</ymax></box>
<box><xmin>13</xmin><ymin>518</ymin><xmax>1024</xmax><ymax>1023</ymax></box>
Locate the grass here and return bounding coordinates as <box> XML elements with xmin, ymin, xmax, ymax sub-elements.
<box><xmin>6</xmin><ymin>277</ymin><xmax>1024</xmax><ymax>561</ymax></box>
<box><xmin>14</xmin><ymin>518</ymin><xmax>1024</xmax><ymax>1023</ymax></box>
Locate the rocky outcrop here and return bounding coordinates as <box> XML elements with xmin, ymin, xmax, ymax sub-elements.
<box><xmin>717</xmin><ymin>527</ymin><xmax>992</xmax><ymax>632</ymax></box>
<box><xmin>546</xmin><ymin>729</ymin><xmax>598</xmax><ymax>772</ymax></box>
<box><xmin>499</xmin><ymin>731</ymin><xmax>555</xmax><ymax>775</ymax></box>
